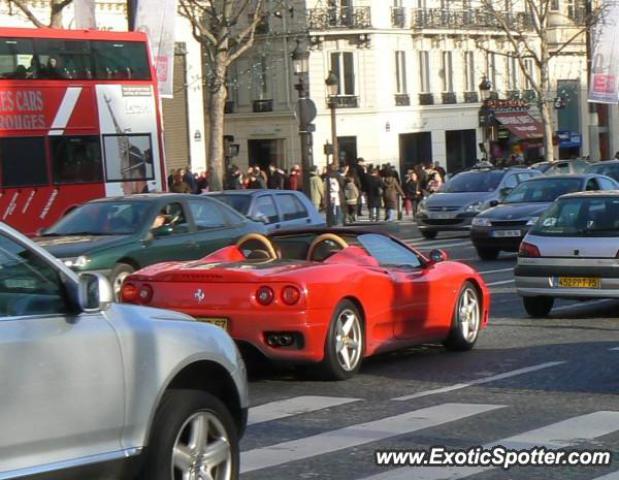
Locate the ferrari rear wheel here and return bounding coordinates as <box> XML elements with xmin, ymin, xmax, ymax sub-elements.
<box><xmin>321</xmin><ymin>300</ymin><xmax>364</xmax><ymax>380</ymax></box>
<box><xmin>444</xmin><ymin>282</ymin><xmax>481</xmax><ymax>351</ymax></box>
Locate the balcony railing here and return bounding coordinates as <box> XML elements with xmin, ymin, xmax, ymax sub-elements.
<box><xmin>419</xmin><ymin>93</ymin><xmax>434</xmax><ymax>105</ymax></box>
<box><xmin>308</xmin><ymin>6</ymin><xmax>372</xmax><ymax>30</ymax></box>
<box><xmin>442</xmin><ymin>92</ymin><xmax>457</xmax><ymax>104</ymax></box>
<box><xmin>391</xmin><ymin>6</ymin><xmax>406</xmax><ymax>28</ymax></box>
<box><xmin>464</xmin><ymin>91</ymin><xmax>479</xmax><ymax>103</ymax></box>
<box><xmin>327</xmin><ymin>95</ymin><xmax>359</xmax><ymax>108</ymax></box>
<box><xmin>395</xmin><ymin>93</ymin><xmax>410</xmax><ymax>106</ymax></box>
<box><xmin>252</xmin><ymin>99</ymin><xmax>273</xmax><ymax>113</ymax></box>
<box><xmin>411</xmin><ymin>8</ymin><xmax>533</xmax><ymax>31</ymax></box>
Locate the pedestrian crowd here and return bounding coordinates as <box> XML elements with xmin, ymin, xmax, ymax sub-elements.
<box><xmin>166</xmin><ymin>159</ymin><xmax>448</xmax><ymax>225</ymax></box>
<box><xmin>311</xmin><ymin>159</ymin><xmax>446</xmax><ymax>225</ymax></box>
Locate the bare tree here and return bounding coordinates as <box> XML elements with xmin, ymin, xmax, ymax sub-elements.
<box><xmin>180</xmin><ymin>0</ymin><xmax>266</xmax><ymax>191</ymax></box>
<box><xmin>478</xmin><ymin>0</ymin><xmax>599</xmax><ymax>162</ymax></box>
<box><xmin>5</xmin><ymin>0</ymin><xmax>74</xmax><ymax>28</ymax></box>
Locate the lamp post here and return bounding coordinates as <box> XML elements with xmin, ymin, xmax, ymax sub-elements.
<box><xmin>292</xmin><ymin>40</ymin><xmax>314</xmax><ymax>198</ymax></box>
<box><xmin>479</xmin><ymin>76</ymin><xmax>492</xmax><ymax>163</ymax></box>
<box><xmin>325</xmin><ymin>71</ymin><xmax>339</xmax><ymax>168</ymax></box>
<box><xmin>324</xmin><ymin>71</ymin><xmax>340</xmax><ymax>226</ymax></box>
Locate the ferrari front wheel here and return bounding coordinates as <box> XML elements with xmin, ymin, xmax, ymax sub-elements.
<box><xmin>321</xmin><ymin>300</ymin><xmax>364</xmax><ymax>380</ymax></box>
<box><xmin>444</xmin><ymin>282</ymin><xmax>481</xmax><ymax>351</ymax></box>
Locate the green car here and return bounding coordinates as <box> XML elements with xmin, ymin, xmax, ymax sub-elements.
<box><xmin>36</xmin><ymin>194</ymin><xmax>267</xmax><ymax>298</ymax></box>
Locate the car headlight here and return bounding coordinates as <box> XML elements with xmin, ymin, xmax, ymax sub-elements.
<box><xmin>417</xmin><ymin>199</ymin><xmax>427</xmax><ymax>213</ymax></box>
<box><xmin>63</xmin><ymin>255</ymin><xmax>91</xmax><ymax>269</ymax></box>
<box><xmin>472</xmin><ymin>217</ymin><xmax>492</xmax><ymax>227</ymax></box>
<box><xmin>464</xmin><ymin>201</ymin><xmax>483</xmax><ymax>213</ymax></box>
<box><xmin>526</xmin><ymin>217</ymin><xmax>539</xmax><ymax>226</ymax></box>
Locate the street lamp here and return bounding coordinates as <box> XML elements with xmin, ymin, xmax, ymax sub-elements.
<box><xmin>479</xmin><ymin>76</ymin><xmax>493</xmax><ymax>162</ymax></box>
<box><xmin>291</xmin><ymin>40</ymin><xmax>313</xmax><ymax>198</ymax></box>
<box><xmin>325</xmin><ymin>71</ymin><xmax>339</xmax><ymax>168</ymax></box>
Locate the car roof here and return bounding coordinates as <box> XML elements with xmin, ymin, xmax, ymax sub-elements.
<box><xmin>523</xmin><ymin>173</ymin><xmax>599</xmax><ymax>182</ymax></box>
<box><xmin>88</xmin><ymin>193</ymin><xmax>209</xmax><ymax>203</ymax></box>
<box><xmin>587</xmin><ymin>160</ymin><xmax>619</xmax><ymax>166</ymax></box>
<box><xmin>208</xmin><ymin>190</ymin><xmax>302</xmax><ymax>196</ymax></box>
<box><xmin>559</xmin><ymin>190</ymin><xmax>619</xmax><ymax>199</ymax></box>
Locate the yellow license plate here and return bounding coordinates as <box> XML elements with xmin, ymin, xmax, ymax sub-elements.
<box><xmin>558</xmin><ymin>277</ymin><xmax>601</xmax><ymax>289</ymax></box>
<box><xmin>197</xmin><ymin>317</ymin><xmax>228</xmax><ymax>331</ymax></box>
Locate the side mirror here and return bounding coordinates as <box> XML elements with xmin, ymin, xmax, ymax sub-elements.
<box><xmin>78</xmin><ymin>272</ymin><xmax>113</xmax><ymax>312</ymax></box>
<box><xmin>489</xmin><ymin>199</ymin><xmax>500</xmax><ymax>207</ymax></box>
<box><xmin>152</xmin><ymin>224</ymin><xmax>174</xmax><ymax>237</ymax></box>
<box><xmin>499</xmin><ymin>187</ymin><xmax>513</xmax><ymax>198</ymax></box>
<box><xmin>428</xmin><ymin>249</ymin><xmax>448</xmax><ymax>264</ymax></box>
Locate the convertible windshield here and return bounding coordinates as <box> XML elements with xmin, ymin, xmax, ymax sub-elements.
<box><xmin>504</xmin><ymin>178</ymin><xmax>582</xmax><ymax>203</ymax></box>
<box><xmin>530</xmin><ymin>197</ymin><xmax>619</xmax><ymax>237</ymax></box>
<box><xmin>44</xmin><ymin>201</ymin><xmax>151</xmax><ymax>236</ymax></box>
<box><xmin>442</xmin><ymin>171</ymin><xmax>505</xmax><ymax>193</ymax></box>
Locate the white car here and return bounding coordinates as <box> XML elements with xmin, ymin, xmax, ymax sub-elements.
<box><xmin>515</xmin><ymin>191</ymin><xmax>619</xmax><ymax>317</ymax></box>
<box><xmin>0</xmin><ymin>223</ymin><xmax>248</xmax><ymax>480</ymax></box>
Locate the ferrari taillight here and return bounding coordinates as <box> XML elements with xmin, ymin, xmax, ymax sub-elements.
<box><xmin>281</xmin><ymin>286</ymin><xmax>301</xmax><ymax>305</ymax></box>
<box><xmin>519</xmin><ymin>241</ymin><xmax>541</xmax><ymax>258</ymax></box>
<box><xmin>121</xmin><ymin>283</ymin><xmax>138</xmax><ymax>303</ymax></box>
<box><xmin>256</xmin><ymin>286</ymin><xmax>274</xmax><ymax>306</ymax></box>
<box><xmin>139</xmin><ymin>284</ymin><xmax>153</xmax><ymax>304</ymax></box>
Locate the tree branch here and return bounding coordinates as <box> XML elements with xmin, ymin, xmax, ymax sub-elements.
<box><xmin>8</xmin><ymin>0</ymin><xmax>46</xmax><ymax>28</ymax></box>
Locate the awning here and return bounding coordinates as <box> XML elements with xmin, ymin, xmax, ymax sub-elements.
<box><xmin>495</xmin><ymin>112</ymin><xmax>544</xmax><ymax>139</ymax></box>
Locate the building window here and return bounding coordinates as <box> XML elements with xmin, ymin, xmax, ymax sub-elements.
<box><xmin>524</xmin><ymin>58</ymin><xmax>535</xmax><ymax>89</ymax></box>
<box><xmin>395</xmin><ymin>51</ymin><xmax>407</xmax><ymax>94</ymax></box>
<box><xmin>550</xmin><ymin>0</ymin><xmax>560</xmax><ymax>10</ymax></box>
<box><xmin>441</xmin><ymin>51</ymin><xmax>453</xmax><ymax>92</ymax></box>
<box><xmin>464</xmin><ymin>51</ymin><xmax>475</xmax><ymax>91</ymax></box>
<box><xmin>487</xmin><ymin>52</ymin><xmax>497</xmax><ymax>90</ymax></box>
<box><xmin>419</xmin><ymin>50</ymin><xmax>430</xmax><ymax>93</ymax></box>
<box><xmin>252</xmin><ymin>55</ymin><xmax>271</xmax><ymax>100</ymax></box>
<box><xmin>330</xmin><ymin>51</ymin><xmax>355</xmax><ymax>95</ymax></box>
<box><xmin>506</xmin><ymin>56</ymin><xmax>518</xmax><ymax>90</ymax></box>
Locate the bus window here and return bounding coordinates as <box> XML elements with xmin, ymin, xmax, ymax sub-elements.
<box><xmin>51</xmin><ymin>136</ymin><xmax>103</xmax><ymax>184</ymax></box>
<box><xmin>103</xmin><ymin>134</ymin><xmax>154</xmax><ymax>182</ymax></box>
<box><xmin>91</xmin><ymin>41</ymin><xmax>150</xmax><ymax>80</ymax></box>
<box><xmin>0</xmin><ymin>137</ymin><xmax>48</xmax><ymax>187</ymax></box>
<box><xmin>34</xmin><ymin>39</ymin><xmax>92</xmax><ymax>80</ymax></box>
<box><xmin>0</xmin><ymin>38</ymin><xmax>36</xmax><ymax>79</ymax></box>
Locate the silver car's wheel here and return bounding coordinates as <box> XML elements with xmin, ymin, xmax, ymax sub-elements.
<box><xmin>321</xmin><ymin>300</ymin><xmax>364</xmax><ymax>380</ymax></box>
<box><xmin>444</xmin><ymin>282</ymin><xmax>481</xmax><ymax>351</ymax></box>
<box><xmin>172</xmin><ymin>412</ymin><xmax>232</xmax><ymax>480</ymax></box>
<box><xmin>139</xmin><ymin>390</ymin><xmax>239</xmax><ymax>480</ymax></box>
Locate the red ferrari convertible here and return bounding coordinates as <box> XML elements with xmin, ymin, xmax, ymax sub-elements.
<box><xmin>121</xmin><ymin>229</ymin><xmax>490</xmax><ymax>380</ymax></box>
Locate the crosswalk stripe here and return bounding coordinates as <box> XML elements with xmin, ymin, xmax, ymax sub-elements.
<box><xmin>240</xmin><ymin>403</ymin><xmax>504</xmax><ymax>474</ymax></box>
<box><xmin>361</xmin><ymin>411</ymin><xmax>619</xmax><ymax>480</ymax></box>
<box><xmin>248</xmin><ymin>396</ymin><xmax>360</xmax><ymax>426</ymax></box>
<box><xmin>393</xmin><ymin>361</ymin><xmax>565</xmax><ymax>401</ymax></box>
<box><xmin>592</xmin><ymin>471</ymin><xmax>619</xmax><ymax>480</ymax></box>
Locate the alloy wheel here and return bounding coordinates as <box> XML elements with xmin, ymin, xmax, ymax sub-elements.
<box><xmin>334</xmin><ymin>309</ymin><xmax>362</xmax><ymax>372</ymax></box>
<box><xmin>171</xmin><ymin>411</ymin><xmax>232</xmax><ymax>480</ymax></box>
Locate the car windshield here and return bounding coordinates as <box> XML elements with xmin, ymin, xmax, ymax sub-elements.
<box><xmin>44</xmin><ymin>201</ymin><xmax>151</xmax><ymax>236</ymax></box>
<box><xmin>530</xmin><ymin>197</ymin><xmax>619</xmax><ymax>237</ymax></box>
<box><xmin>587</xmin><ymin>164</ymin><xmax>619</xmax><ymax>181</ymax></box>
<box><xmin>210</xmin><ymin>194</ymin><xmax>252</xmax><ymax>215</ymax></box>
<box><xmin>441</xmin><ymin>171</ymin><xmax>505</xmax><ymax>193</ymax></box>
<box><xmin>504</xmin><ymin>178</ymin><xmax>582</xmax><ymax>203</ymax></box>
<box><xmin>532</xmin><ymin>162</ymin><xmax>552</xmax><ymax>173</ymax></box>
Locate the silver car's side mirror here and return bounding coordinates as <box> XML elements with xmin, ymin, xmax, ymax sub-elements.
<box><xmin>78</xmin><ymin>272</ymin><xmax>113</xmax><ymax>312</ymax></box>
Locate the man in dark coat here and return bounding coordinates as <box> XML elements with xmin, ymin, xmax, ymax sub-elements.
<box><xmin>267</xmin><ymin>164</ymin><xmax>285</xmax><ymax>189</ymax></box>
<box><xmin>365</xmin><ymin>168</ymin><xmax>384</xmax><ymax>222</ymax></box>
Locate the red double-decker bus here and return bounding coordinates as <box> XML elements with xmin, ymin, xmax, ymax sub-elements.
<box><xmin>0</xmin><ymin>27</ymin><xmax>167</xmax><ymax>235</ymax></box>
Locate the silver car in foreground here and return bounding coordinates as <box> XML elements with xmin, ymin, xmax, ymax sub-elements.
<box><xmin>515</xmin><ymin>191</ymin><xmax>619</xmax><ymax>317</ymax></box>
<box><xmin>0</xmin><ymin>223</ymin><xmax>248</xmax><ymax>480</ymax></box>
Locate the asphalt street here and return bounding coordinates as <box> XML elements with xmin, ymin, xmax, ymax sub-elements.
<box><xmin>240</xmin><ymin>220</ymin><xmax>619</xmax><ymax>480</ymax></box>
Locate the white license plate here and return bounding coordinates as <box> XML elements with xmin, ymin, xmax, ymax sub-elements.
<box><xmin>492</xmin><ymin>229</ymin><xmax>521</xmax><ymax>238</ymax></box>
<box><xmin>427</xmin><ymin>212</ymin><xmax>455</xmax><ymax>219</ymax></box>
